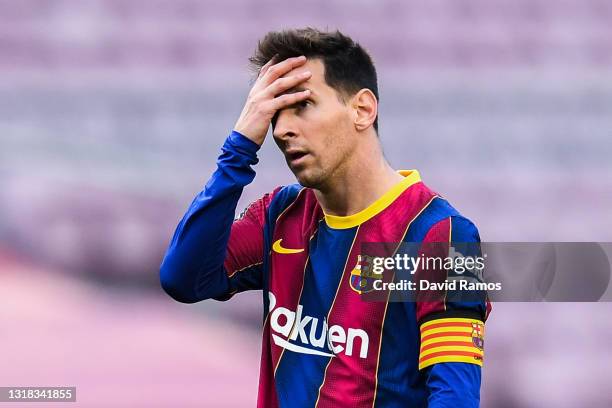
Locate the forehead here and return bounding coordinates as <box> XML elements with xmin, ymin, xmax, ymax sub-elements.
<box><xmin>282</xmin><ymin>58</ymin><xmax>332</xmax><ymax>95</ymax></box>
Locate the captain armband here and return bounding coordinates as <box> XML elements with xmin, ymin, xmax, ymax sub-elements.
<box><xmin>418</xmin><ymin>317</ymin><xmax>485</xmax><ymax>370</ymax></box>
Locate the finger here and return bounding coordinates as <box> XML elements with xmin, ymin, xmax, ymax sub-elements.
<box><xmin>258</xmin><ymin>54</ymin><xmax>278</xmax><ymax>79</ymax></box>
<box><xmin>269</xmin><ymin>89</ymin><xmax>311</xmax><ymax>111</ymax></box>
<box><xmin>261</xmin><ymin>55</ymin><xmax>307</xmax><ymax>85</ymax></box>
<box><xmin>265</xmin><ymin>71</ymin><xmax>312</xmax><ymax>97</ymax></box>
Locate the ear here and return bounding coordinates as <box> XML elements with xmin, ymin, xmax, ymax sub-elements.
<box><xmin>351</xmin><ymin>89</ymin><xmax>378</xmax><ymax>132</ymax></box>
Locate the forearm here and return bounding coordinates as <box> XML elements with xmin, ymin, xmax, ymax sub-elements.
<box><xmin>160</xmin><ymin>131</ymin><xmax>259</xmax><ymax>303</ymax></box>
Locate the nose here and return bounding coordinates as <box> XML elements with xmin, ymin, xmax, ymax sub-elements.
<box><xmin>272</xmin><ymin>108</ymin><xmax>298</xmax><ymax>143</ymax></box>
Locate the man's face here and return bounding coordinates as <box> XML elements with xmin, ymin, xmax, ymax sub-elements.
<box><xmin>272</xmin><ymin>58</ymin><xmax>356</xmax><ymax>189</ymax></box>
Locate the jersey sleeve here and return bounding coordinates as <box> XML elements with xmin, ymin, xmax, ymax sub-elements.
<box><xmin>159</xmin><ymin>130</ymin><xmax>277</xmax><ymax>303</ymax></box>
<box><xmin>215</xmin><ymin>188</ymin><xmax>281</xmax><ymax>301</ymax></box>
<box><xmin>414</xmin><ymin>215</ymin><xmax>491</xmax><ymax>407</ymax></box>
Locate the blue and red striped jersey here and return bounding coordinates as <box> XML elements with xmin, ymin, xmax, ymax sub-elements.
<box><xmin>160</xmin><ymin>131</ymin><xmax>491</xmax><ymax>408</ymax></box>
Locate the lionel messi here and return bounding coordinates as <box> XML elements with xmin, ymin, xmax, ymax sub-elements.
<box><xmin>160</xmin><ymin>28</ymin><xmax>491</xmax><ymax>408</ymax></box>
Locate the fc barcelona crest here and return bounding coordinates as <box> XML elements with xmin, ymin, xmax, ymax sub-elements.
<box><xmin>471</xmin><ymin>322</ymin><xmax>485</xmax><ymax>350</ymax></box>
<box><xmin>349</xmin><ymin>255</ymin><xmax>377</xmax><ymax>294</ymax></box>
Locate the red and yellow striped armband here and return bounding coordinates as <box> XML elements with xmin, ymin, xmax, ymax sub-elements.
<box><xmin>418</xmin><ymin>317</ymin><xmax>485</xmax><ymax>370</ymax></box>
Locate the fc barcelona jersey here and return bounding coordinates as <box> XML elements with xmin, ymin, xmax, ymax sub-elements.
<box><xmin>160</xmin><ymin>131</ymin><xmax>491</xmax><ymax>408</ymax></box>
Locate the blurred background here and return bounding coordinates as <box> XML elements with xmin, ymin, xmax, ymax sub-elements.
<box><xmin>1</xmin><ymin>0</ymin><xmax>612</xmax><ymax>406</ymax></box>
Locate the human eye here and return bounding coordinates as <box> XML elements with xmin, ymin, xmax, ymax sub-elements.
<box><xmin>296</xmin><ymin>99</ymin><xmax>311</xmax><ymax>110</ymax></box>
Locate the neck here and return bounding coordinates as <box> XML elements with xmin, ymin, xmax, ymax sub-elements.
<box><xmin>313</xmin><ymin>136</ymin><xmax>404</xmax><ymax>217</ymax></box>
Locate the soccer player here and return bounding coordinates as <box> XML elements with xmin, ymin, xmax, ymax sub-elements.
<box><xmin>160</xmin><ymin>28</ymin><xmax>491</xmax><ymax>408</ymax></box>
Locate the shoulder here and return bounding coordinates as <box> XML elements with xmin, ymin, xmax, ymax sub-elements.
<box><xmin>405</xmin><ymin>181</ymin><xmax>480</xmax><ymax>242</ymax></box>
<box><xmin>422</xmin><ymin>214</ymin><xmax>481</xmax><ymax>243</ymax></box>
<box><xmin>266</xmin><ymin>184</ymin><xmax>322</xmax><ymax>236</ymax></box>
<box><xmin>266</xmin><ymin>183</ymin><xmax>305</xmax><ymax>219</ymax></box>
<box><xmin>266</xmin><ymin>183</ymin><xmax>322</xmax><ymax>221</ymax></box>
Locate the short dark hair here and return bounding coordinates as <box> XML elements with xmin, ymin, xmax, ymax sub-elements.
<box><xmin>250</xmin><ymin>27</ymin><xmax>379</xmax><ymax>132</ymax></box>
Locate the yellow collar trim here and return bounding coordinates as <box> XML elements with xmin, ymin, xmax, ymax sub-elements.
<box><xmin>324</xmin><ymin>169</ymin><xmax>421</xmax><ymax>229</ymax></box>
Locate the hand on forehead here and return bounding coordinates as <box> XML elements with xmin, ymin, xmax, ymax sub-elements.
<box><xmin>281</xmin><ymin>58</ymin><xmax>322</xmax><ymax>82</ymax></box>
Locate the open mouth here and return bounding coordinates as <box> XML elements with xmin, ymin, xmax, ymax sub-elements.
<box><xmin>287</xmin><ymin>151</ymin><xmax>308</xmax><ymax>164</ymax></box>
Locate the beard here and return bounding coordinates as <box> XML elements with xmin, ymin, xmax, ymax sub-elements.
<box><xmin>293</xmin><ymin>166</ymin><xmax>327</xmax><ymax>189</ymax></box>
<box><xmin>292</xmin><ymin>156</ymin><xmax>347</xmax><ymax>192</ymax></box>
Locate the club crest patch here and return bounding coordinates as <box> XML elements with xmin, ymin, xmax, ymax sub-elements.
<box><xmin>471</xmin><ymin>322</ymin><xmax>485</xmax><ymax>350</ymax></box>
<box><xmin>350</xmin><ymin>255</ymin><xmax>377</xmax><ymax>294</ymax></box>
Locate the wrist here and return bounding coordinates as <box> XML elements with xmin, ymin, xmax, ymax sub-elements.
<box><xmin>233</xmin><ymin>119</ymin><xmax>266</xmax><ymax>146</ymax></box>
<box><xmin>229</xmin><ymin>130</ymin><xmax>262</xmax><ymax>155</ymax></box>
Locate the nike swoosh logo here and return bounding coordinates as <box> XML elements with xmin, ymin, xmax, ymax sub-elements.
<box><xmin>272</xmin><ymin>239</ymin><xmax>304</xmax><ymax>254</ymax></box>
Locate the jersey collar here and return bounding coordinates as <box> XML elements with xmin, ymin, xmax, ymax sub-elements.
<box><xmin>324</xmin><ymin>169</ymin><xmax>421</xmax><ymax>229</ymax></box>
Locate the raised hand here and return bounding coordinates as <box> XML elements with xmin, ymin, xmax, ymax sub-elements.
<box><xmin>234</xmin><ymin>56</ymin><xmax>312</xmax><ymax>146</ymax></box>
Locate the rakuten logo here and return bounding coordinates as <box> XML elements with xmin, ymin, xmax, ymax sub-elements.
<box><xmin>268</xmin><ymin>292</ymin><xmax>369</xmax><ymax>359</ymax></box>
